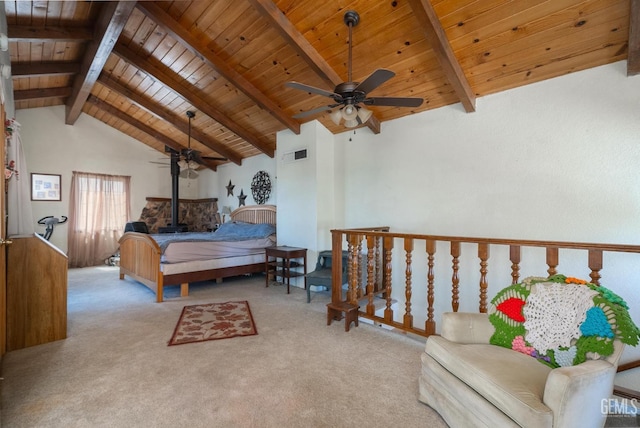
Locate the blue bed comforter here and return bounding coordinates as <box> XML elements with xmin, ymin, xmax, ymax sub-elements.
<box><xmin>151</xmin><ymin>222</ymin><xmax>276</xmax><ymax>253</ymax></box>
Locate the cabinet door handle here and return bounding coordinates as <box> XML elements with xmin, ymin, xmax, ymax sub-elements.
<box><xmin>0</xmin><ymin>238</ymin><xmax>13</xmax><ymax>246</ymax></box>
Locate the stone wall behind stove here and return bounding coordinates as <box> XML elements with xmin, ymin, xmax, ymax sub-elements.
<box><xmin>138</xmin><ymin>197</ymin><xmax>220</xmax><ymax>233</ymax></box>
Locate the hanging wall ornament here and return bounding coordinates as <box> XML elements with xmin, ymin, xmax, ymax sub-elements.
<box><xmin>226</xmin><ymin>179</ymin><xmax>235</xmax><ymax>196</ymax></box>
<box><xmin>238</xmin><ymin>189</ymin><xmax>247</xmax><ymax>206</ymax></box>
<box><xmin>250</xmin><ymin>170</ymin><xmax>271</xmax><ymax>205</ymax></box>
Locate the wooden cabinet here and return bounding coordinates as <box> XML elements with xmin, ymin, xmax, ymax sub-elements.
<box><xmin>6</xmin><ymin>234</ymin><xmax>67</xmax><ymax>351</ymax></box>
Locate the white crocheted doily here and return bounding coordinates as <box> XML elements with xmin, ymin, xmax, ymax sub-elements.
<box><xmin>523</xmin><ymin>282</ymin><xmax>597</xmax><ymax>353</ymax></box>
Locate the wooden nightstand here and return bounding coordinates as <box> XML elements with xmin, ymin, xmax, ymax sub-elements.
<box><xmin>265</xmin><ymin>246</ymin><xmax>307</xmax><ymax>294</ymax></box>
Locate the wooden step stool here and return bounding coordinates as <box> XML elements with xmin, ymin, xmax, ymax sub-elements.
<box><xmin>327</xmin><ymin>301</ymin><xmax>359</xmax><ymax>332</ymax></box>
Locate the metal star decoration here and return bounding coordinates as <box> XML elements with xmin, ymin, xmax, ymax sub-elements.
<box><xmin>226</xmin><ymin>179</ymin><xmax>235</xmax><ymax>196</ymax></box>
<box><xmin>238</xmin><ymin>189</ymin><xmax>247</xmax><ymax>206</ymax></box>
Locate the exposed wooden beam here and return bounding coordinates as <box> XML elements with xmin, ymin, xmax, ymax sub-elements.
<box><xmin>86</xmin><ymin>95</ymin><xmax>219</xmax><ymax>172</ymax></box>
<box><xmin>7</xmin><ymin>25</ymin><xmax>92</xmax><ymax>42</ymax></box>
<box><xmin>135</xmin><ymin>2</ymin><xmax>300</xmax><ymax>136</ymax></box>
<box><xmin>14</xmin><ymin>86</ymin><xmax>72</xmax><ymax>101</ymax></box>
<box><xmin>113</xmin><ymin>43</ymin><xmax>274</xmax><ymax>158</ymax></box>
<box><xmin>407</xmin><ymin>0</ymin><xmax>476</xmax><ymax>113</ymax></box>
<box><xmin>97</xmin><ymin>74</ymin><xmax>243</xmax><ymax>166</ymax></box>
<box><xmin>65</xmin><ymin>1</ymin><xmax>136</xmax><ymax>125</ymax></box>
<box><xmin>628</xmin><ymin>0</ymin><xmax>640</xmax><ymax>76</ymax></box>
<box><xmin>12</xmin><ymin>62</ymin><xmax>80</xmax><ymax>77</ymax></box>
<box><xmin>248</xmin><ymin>0</ymin><xmax>382</xmax><ymax>134</ymax></box>
<box><xmin>248</xmin><ymin>0</ymin><xmax>341</xmax><ymax>88</ymax></box>
<box><xmin>366</xmin><ymin>115</ymin><xmax>381</xmax><ymax>134</ymax></box>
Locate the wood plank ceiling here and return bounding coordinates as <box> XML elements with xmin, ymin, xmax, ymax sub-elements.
<box><xmin>4</xmin><ymin>0</ymin><xmax>638</xmax><ymax>171</ymax></box>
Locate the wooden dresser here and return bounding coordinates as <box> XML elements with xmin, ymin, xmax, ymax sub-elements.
<box><xmin>6</xmin><ymin>234</ymin><xmax>67</xmax><ymax>351</ymax></box>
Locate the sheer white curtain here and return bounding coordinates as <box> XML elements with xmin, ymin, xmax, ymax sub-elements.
<box><xmin>68</xmin><ymin>171</ymin><xmax>130</xmax><ymax>268</ymax></box>
<box><xmin>6</xmin><ymin>119</ymin><xmax>34</xmax><ymax>236</ymax></box>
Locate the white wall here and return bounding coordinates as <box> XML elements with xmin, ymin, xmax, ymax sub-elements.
<box><xmin>211</xmin><ymin>153</ymin><xmax>276</xmax><ymax>214</ymax></box>
<box><xmin>275</xmin><ymin>121</ymin><xmax>335</xmax><ymax>285</ymax></box>
<box><xmin>337</xmin><ymin>62</ymin><xmax>640</xmax><ymax>245</ymax></box>
<box><xmin>16</xmin><ymin>106</ymin><xmax>186</xmax><ymax>252</ymax></box>
<box><xmin>335</xmin><ymin>60</ymin><xmax>640</xmax><ymax>300</ymax></box>
<box><xmin>276</xmin><ymin>121</ymin><xmax>335</xmax><ymax>250</ymax></box>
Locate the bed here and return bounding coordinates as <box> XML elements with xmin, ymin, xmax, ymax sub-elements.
<box><xmin>118</xmin><ymin>205</ymin><xmax>276</xmax><ymax>302</ymax></box>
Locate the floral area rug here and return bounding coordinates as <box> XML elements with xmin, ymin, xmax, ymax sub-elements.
<box><xmin>168</xmin><ymin>301</ymin><xmax>257</xmax><ymax>346</ymax></box>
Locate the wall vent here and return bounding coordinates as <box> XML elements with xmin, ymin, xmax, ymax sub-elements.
<box><xmin>282</xmin><ymin>148</ymin><xmax>308</xmax><ymax>164</ymax></box>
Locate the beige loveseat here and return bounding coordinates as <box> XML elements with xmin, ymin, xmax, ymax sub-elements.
<box><xmin>418</xmin><ymin>312</ymin><xmax>624</xmax><ymax>428</ymax></box>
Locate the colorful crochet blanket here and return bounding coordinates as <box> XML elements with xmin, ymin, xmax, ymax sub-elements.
<box><xmin>489</xmin><ymin>275</ymin><xmax>640</xmax><ymax>368</ymax></box>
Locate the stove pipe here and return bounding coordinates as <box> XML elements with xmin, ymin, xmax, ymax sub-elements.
<box><xmin>170</xmin><ymin>150</ymin><xmax>180</xmax><ymax>227</ymax></box>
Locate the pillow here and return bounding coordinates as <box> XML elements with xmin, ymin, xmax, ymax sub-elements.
<box><xmin>214</xmin><ymin>222</ymin><xmax>276</xmax><ymax>240</ymax></box>
<box><xmin>489</xmin><ymin>275</ymin><xmax>639</xmax><ymax>368</ymax></box>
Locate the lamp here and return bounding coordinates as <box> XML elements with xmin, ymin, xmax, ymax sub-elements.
<box><xmin>177</xmin><ymin>159</ymin><xmax>198</xmax><ymax>170</ymax></box>
<box><xmin>330</xmin><ymin>104</ymin><xmax>373</xmax><ymax>128</ymax></box>
<box><xmin>342</xmin><ymin>104</ymin><xmax>358</xmax><ymax>121</ymax></box>
<box><xmin>221</xmin><ymin>206</ymin><xmax>232</xmax><ymax>223</ymax></box>
<box><xmin>330</xmin><ymin>109</ymin><xmax>342</xmax><ymax>126</ymax></box>
<box><xmin>357</xmin><ymin>105</ymin><xmax>372</xmax><ymax>123</ymax></box>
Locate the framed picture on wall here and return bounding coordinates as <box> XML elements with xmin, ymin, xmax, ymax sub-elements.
<box><xmin>31</xmin><ymin>173</ymin><xmax>61</xmax><ymax>201</ymax></box>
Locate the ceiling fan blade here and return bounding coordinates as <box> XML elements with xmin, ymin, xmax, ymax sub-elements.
<box><xmin>188</xmin><ymin>149</ymin><xmax>202</xmax><ymax>162</ymax></box>
<box><xmin>189</xmin><ymin>150</ymin><xmax>225</xmax><ymax>162</ymax></box>
<box><xmin>286</xmin><ymin>81</ymin><xmax>338</xmax><ymax>99</ymax></box>
<box><xmin>292</xmin><ymin>104</ymin><xmax>339</xmax><ymax>119</ymax></box>
<box><xmin>354</xmin><ymin>69</ymin><xmax>395</xmax><ymax>95</ymax></box>
<box><xmin>364</xmin><ymin>96</ymin><xmax>424</xmax><ymax>107</ymax></box>
<box><xmin>201</xmin><ymin>156</ymin><xmax>228</xmax><ymax>161</ymax></box>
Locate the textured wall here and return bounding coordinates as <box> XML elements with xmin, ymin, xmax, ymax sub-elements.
<box><xmin>138</xmin><ymin>198</ymin><xmax>219</xmax><ymax>233</ymax></box>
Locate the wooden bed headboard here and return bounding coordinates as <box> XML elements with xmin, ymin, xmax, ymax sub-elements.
<box><xmin>230</xmin><ymin>205</ymin><xmax>276</xmax><ymax>225</ymax></box>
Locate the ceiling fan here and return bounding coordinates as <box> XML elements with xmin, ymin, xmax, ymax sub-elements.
<box><xmin>286</xmin><ymin>10</ymin><xmax>424</xmax><ymax>128</ymax></box>
<box><xmin>159</xmin><ymin>111</ymin><xmax>227</xmax><ymax>179</ymax></box>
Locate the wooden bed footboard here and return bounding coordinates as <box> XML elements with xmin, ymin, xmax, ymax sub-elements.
<box><xmin>118</xmin><ymin>232</ymin><xmax>166</xmax><ymax>302</ymax></box>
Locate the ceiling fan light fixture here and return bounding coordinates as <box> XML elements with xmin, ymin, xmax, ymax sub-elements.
<box><xmin>344</xmin><ymin>118</ymin><xmax>359</xmax><ymax>128</ymax></box>
<box><xmin>177</xmin><ymin>159</ymin><xmax>198</xmax><ymax>171</ymax></box>
<box><xmin>357</xmin><ymin>106</ymin><xmax>373</xmax><ymax>123</ymax></box>
<box><xmin>330</xmin><ymin>109</ymin><xmax>343</xmax><ymax>126</ymax></box>
<box><xmin>341</xmin><ymin>105</ymin><xmax>358</xmax><ymax>121</ymax></box>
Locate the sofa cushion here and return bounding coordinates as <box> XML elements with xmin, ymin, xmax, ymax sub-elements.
<box><xmin>426</xmin><ymin>335</ymin><xmax>553</xmax><ymax>427</ymax></box>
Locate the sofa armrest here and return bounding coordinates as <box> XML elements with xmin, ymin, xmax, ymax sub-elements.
<box><xmin>543</xmin><ymin>359</ymin><xmax>617</xmax><ymax>428</ymax></box>
<box><xmin>440</xmin><ymin>312</ymin><xmax>494</xmax><ymax>344</ymax></box>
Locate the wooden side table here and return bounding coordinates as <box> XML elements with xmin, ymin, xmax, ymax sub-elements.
<box><xmin>265</xmin><ymin>246</ymin><xmax>307</xmax><ymax>294</ymax></box>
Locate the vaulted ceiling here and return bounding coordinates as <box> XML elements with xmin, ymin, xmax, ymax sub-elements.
<box><xmin>4</xmin><ymin>0</ymin><xmax>639</xmax><ymax>171</ymax></box>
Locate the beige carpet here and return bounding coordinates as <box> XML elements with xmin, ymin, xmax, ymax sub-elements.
<box><xmin>0</xmin><ymin>266</ymin><xmax>446</xmax><ymax>428</ymax></box>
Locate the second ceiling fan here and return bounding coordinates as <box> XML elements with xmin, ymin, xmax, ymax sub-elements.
<box><xmin>178</xmin><ymin>110</ymin><xmax>227</xmax><ymax>179</ymax></box>
<box><xmin>287</xmin><ymin>10</ymin><xmax>424</xmax><ymax>128</ymax></box>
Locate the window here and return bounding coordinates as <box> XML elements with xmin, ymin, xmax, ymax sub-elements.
<box><xmin>67</xmin><ymin>172</ymin><xmax>131</xmax><ymax>268</ymax></box>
